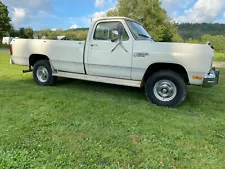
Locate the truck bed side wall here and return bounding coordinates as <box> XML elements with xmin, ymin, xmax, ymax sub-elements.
<box><xmin>11</xmin><ymin>39</ymin><xmax>85</xmax><ymax>74</ymax></box>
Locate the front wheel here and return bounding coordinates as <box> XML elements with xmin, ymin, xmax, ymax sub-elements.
<box><xmin>145</xmin><ymin>70</ymin><xmax>187</xmax><ymax>107</ymax></box>
<box><xmin>33</xmin><ymin>60</ymin><xmax>56</xmax><ymax>86</ymax></box>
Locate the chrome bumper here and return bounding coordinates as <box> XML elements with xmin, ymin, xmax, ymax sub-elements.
<box><xmin>202</xmin><ymin>67</ymin><xmax>220</xmax><ymax>87</ymax></box>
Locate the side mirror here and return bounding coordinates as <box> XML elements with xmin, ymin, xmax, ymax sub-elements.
<box><xmin>111</xmin><ymin>30</ymin><xmax>120</xmax><ymax>42</ymax></box>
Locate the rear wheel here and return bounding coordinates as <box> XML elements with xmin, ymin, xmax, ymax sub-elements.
<box><xmin>33</xmin><ymin>60</ymin><xmax>56</xmax><ymax>86</ymax></box>
<box><xmin>145</xmin><ymin>70</ymin><xmax>187</xmax><ymax>107</ymax></box>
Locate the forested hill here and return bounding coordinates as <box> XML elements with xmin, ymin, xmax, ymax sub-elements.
<box><xmin>178</xmin><ymin>23</ymin><xmax>225</xmax><ymax>40</ymax></box>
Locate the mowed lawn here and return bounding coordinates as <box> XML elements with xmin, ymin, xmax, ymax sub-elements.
<box><xmin>214</xmin><ymin>53</ymin><xmax>225</xmax><ymax>62</ymax></box>
<box><xmin>0</xmin><ymin>53</ymin><xmax>225</xmax><ymax>169</ymax></box>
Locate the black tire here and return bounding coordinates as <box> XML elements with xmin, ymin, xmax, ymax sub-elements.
<box><xmin>145</xmin><ymin>70</ymin><xmax>187</xmax><ymax>107</ymax></box>
<box><xmin>33</xmin><ymin>60</ymin><xmax>57</xmax><ymax>86</ymax></box>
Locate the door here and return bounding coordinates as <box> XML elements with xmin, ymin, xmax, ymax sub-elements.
<box><xmin>86</xmin><ymin>21</ymin><xmax>133</xmax><ymax>79</ymax></box>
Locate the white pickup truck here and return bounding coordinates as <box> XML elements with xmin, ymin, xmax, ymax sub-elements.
<box><xmin>10</xmin><ymin>17</ymin><xmax>220</xmax><ymax>107</ymax></box>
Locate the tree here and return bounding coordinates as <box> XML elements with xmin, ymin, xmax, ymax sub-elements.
<box><xmin>25</xmin><ymin>28</ymin><xmax>34</xmax><ymax>39</ymax></box>
<box><xmin>9</xmin><ymin>27</ymin><xmax>20</xmax><ymax>37</ymax></box>
<box><xmin>106</xmin><ymin>0</ymin><xmax>182</xmax><ymax>42</ymax></box>
<box><xmin>19</xmin><ymin>27</ymin><xmax>34</xmax><ymax>38</ymax></box>
<box><xmin>0</xmin><ymin>1</ymin><xmax>12</xmax><ymax>40</ymax></box>
<box><xmin>19</xmin><ymin>27</ymin><xmax>26</xmax><ymax>38</ymax></box>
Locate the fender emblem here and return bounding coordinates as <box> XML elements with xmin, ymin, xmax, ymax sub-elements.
<box><xmin>134</xmin><ymin>52</ymin><xmax>149</xmax><ymax>57</ymax></box>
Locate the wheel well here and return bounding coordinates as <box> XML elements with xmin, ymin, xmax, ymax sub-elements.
<box><xmin>142</xmin><ymin>63</ymin><xmax>189</xmax><ymax>84</ymax></box>
<box><xmin>29</xmin><ymin>54</ymin><xmax>49</xmax><ymax>66</ymax></box>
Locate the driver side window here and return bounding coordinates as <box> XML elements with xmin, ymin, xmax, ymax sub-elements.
<box><xmin>93</xmin><ymin>21</ymin><xmax>129</xmax><ymax>41</ymax></box>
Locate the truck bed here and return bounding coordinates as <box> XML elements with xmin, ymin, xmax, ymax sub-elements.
<box><xmin>11</xmin><ymin>39</ymin><xmax>86</xmax><ymax>74</ymax></box>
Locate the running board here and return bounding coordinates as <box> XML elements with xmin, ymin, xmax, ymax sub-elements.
<box><xmin>52</xmin><ymin>71</ymin><xmax>141</xmax><ymax>88</ymax></box>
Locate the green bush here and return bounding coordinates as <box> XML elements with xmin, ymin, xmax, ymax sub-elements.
<box><xmin>0</xmin><ymin>43</ymin><xmax>9</xmax><ymax>49</ymax></box>
<box><xmin>214</xmin><ymin>53</ymin><xmax>225</xmax><ymax>62</ymax></box>
<box><xmin>186</xmin><ymin>34</ymin><xmax>225</xmax><ymax>53</ymax></box>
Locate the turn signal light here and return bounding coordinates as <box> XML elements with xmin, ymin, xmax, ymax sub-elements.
<box><xmin>193</xmin><ymin>76</ymin><xmax>202</xmax><ymax>80</ymax></box>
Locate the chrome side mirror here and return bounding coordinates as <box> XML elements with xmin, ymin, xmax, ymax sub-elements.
<box><xmin>111</xmin><ymin>30</ymin><xmax>119</xmax><ymax>42</ymax></box>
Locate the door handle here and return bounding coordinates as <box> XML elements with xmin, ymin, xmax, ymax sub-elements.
<box><xmin>91</xmin><ymin>44</ymin><xmax>98</xmax><ymax>47</ymax></box>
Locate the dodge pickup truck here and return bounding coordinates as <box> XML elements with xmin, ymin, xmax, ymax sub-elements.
<box><xmin>10</xmin><ymin>17</ymin><xmax>220</xmax><ymax>107</ymax></box>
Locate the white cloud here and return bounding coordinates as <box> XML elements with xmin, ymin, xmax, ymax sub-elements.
<box><xmin>92</xmin><ymin>6</ymin><xmax>115</xmax><ymax>19</ymax></box>
<box><xmin>67</xmin><ymin>11</ymin><xmax>106</xmax><ymax>28</ymax></box>
<box><xmin>92</xmin><ymin>11</ymin><xmax>107</xmax><ymax>18</ymax></box>
<box><xmin>95</xmin><ymin>0</ymin><xmax>105</xmax><ymax>8</ymax></box>
<box><xmin>67</xmin><ymin>8</ymin><xmax>113</xmax><ymax>28</ymax></box>
<box><xmin>52</xmin><ymin>28</ymin><xmax>57</xmax><ymax>31</ymax></box>
<box><xmin>2</xmin><ymin>0</ymin><xmax>117</xmax><ymax>29</ymax></box>
<box><xmin>176</xmin><ymin>0</ymin><xmax>225</xmax><ymax>23</ymax></box>
<box><xmin>224</xmin><ymin>12</ymin><xmax>225</xmax><ymax>18</ymax></box>
<box><xmin>70</xmin><ymin>24</ymin><xmax>79</xmax><ymax>29</ymax></box>
<box><xmin>161</xmin><ymin>0</ymin><xmax>225</xmax><ymax>23</ymax></box>
<box><xmin>2</xmin><ymin>0</ymin><xmax>54</xmax><ymax>28</ymax></box>
<box><xmin>95</xmin><ymin>0</ymin><xmax>116</xmax><ymax>9</ymax></box>
<box><xmin>67</xmin><ymin>17</ymin><xmax>91</xmax><ymax>28</ymax></box>
<box><xmin>11</xmin><ymin>8</ymin><xmax>26</xmax><ymax>27</ymax></box>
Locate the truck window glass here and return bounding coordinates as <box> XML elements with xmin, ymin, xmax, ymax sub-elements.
<box><xmin>93</xmin><ymin>22</ymin><xmax>129</xmax><ymax>41</ymax></box>
<box><xmin>126</xmin><ymin>20</ymin><xmax>152</xmax><ymax>40</ymax></box>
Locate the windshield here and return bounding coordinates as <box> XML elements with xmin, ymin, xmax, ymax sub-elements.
<box><xmin>126</xmin><ymin>20</ymin><xmax>152</xmax><ymax>40</ymax></box>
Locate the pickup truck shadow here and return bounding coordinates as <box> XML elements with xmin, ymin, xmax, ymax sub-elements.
<box><xmin>10</xmin><ymin>77</ymin><xmax>146</xmax><ymax>101</ymax></box>
<box><xmin>0</xmin><ymin>78</ymin><xmax>143</xmax><ymax>103</ymax></box>
<box><xmin>56</xmin><ymin>77</ymin><xmax>145</xmax><ymax>99</ymax></box>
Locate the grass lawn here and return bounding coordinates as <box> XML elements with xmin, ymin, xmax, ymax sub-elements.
<box><xmin>214</xmin><ymin>53</ymin><xmax>225</xmax><ymax>62</ymax></box>
<box><xmin>0</xmin><ymin>53</ymin><xmax>225</xmax><ymax>169</ymax></box>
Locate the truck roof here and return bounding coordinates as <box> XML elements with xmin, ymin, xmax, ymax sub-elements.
<box><xmin>91</xmin><ymin>16</ymin><xmax>140</xmax><ymax>24</ymax></box>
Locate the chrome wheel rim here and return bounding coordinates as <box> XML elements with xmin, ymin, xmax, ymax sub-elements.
<box><xmin>36</xmin><ymin>66</ymin><xmax>49</xmax><ymax>83</ymax></box>
<box><xmin>153</xmin><ymin>80</ymin><xmax>177</xmax><ymax>102</ymax></box>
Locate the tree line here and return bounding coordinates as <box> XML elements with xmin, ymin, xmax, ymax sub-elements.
<box><xmin>178</xmin><ymin>23</ymin><xmax>225</xmax><ymax>40</ymax></box>
<box><xmin>186</xmin><ymin>34</ymin><xmax>225</xmax><ymax>53</ymax></box>
<box><xmin>34</xmin><ymin>28</ymin><xmax>88</xmax><ymax>40</ymax></box>
<box><xmin>177</xmin><ymin>23</ymin><xmax>225</xmax><ymax>53</ymax></box>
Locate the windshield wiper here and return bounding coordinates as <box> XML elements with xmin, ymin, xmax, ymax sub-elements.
<box><xmin>138</xmin><ymin>34</ymin><xmax>150</xmax><ymax>38</ymax></box>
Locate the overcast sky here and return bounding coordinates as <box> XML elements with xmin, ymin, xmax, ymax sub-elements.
<box><xmin>2</xmin><ymin>0</ymin><xmax>225</xmax><ymax>30</ymax></box>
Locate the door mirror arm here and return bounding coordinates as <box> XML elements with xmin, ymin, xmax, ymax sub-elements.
<box><xmin>111</xmin><ymin>25</ymin><xmax>128</xmax><ymax>52</ymax></box>
<box><xmin>111</xmin><ymin>34</ymin><xmax>128</xmax><ymax>53</ymax></box>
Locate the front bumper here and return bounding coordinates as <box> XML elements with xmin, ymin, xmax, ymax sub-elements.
<box><xmin>202</xmin><ymin>67</ymin><xmax>220</xmax><ymax>87</ymax></box>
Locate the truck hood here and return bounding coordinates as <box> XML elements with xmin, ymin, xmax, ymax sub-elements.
<box><xmin>132</xmin><ymin>41</ymin><xmax>214</xmax><ymax>73</ymax></box>
<box><xmin>148</xmin><ymin>41</ymin><xmax>214</xmax><ymax>58</ymax></box>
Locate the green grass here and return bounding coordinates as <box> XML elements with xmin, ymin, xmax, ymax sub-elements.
<box><xmin>0</xmin><ymin>53</ymin><xmax>225</xmax><ymax>169</ymax></box>
<box><xmin>0</xmin><ymin>44</ymin><xmax>9</xmax><ymax>49</ymax></box>
<box><xmin>214</xmin><ymin>53</ymin><xmax>225</xmax><ymax>62</ymax></box>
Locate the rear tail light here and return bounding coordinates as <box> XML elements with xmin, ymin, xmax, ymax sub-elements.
<box><xmin>9</xmin><ymin>44</ymin><xmax>13</xmax><ymax>55</ymax></box>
